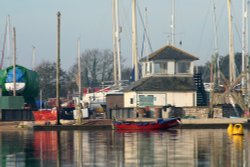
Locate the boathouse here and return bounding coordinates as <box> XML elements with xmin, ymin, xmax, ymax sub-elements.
<box><xmin>123</xmin><ymin>45</ymin><xmax>199</xmax><ymax>109</ymax></box>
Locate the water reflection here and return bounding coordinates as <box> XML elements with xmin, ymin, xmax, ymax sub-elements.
<box><xmin>0</xmin><ymin>129</ymin><xmax>249</xmax><ymax>167</ymax></box>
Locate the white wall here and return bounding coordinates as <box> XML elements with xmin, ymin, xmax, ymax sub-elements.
<box><xmin>124</xmin><ymin>92</ymin><xmax>137</xmax><ymax>108</ymax></box>
<box><xmin>137</xmin><ymin>93</ymin><xmax>166</xmax><ymax>107</ymax></box>
<box><xmin>124</xmin><ymin>91</ymin><xmax>196</xmax><ymax>108</ymax></box>
<box><xmin>168</xmin><ymin>61</ymin><xmax>175</xmax><ymax>75</ymax></box>
<box><xmin>167</xmin><ymin>92</ymin><xmax>196</xmax><ymax>107</ymax></box>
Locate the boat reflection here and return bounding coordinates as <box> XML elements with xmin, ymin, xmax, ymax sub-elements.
<box><xmin>0</xmin><ymin>129</ymin><xmax>249</xmax><ymax>166</ymax></box>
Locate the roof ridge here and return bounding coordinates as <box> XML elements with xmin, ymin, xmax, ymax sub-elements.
<box><xmin>170</xmin><ymin>45</ymin><xmax>198</xmax><ymax>60</ymax></box>
<box><xmin>147</xmin><ymin>45</ymin><xmax>198</xmax><ymax>61</ymax></box>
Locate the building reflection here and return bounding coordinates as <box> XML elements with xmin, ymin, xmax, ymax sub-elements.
<box><xmin>0</xmin><ymin>129</ymin><xmax>249</xmax><ymax>166</ymax></box>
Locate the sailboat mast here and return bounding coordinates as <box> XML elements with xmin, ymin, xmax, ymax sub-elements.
<box><xmin>209</xmin><ymin>0</ymin><xmax>219</xmax><ymax>116</ymax></box>
<box><xmin>212</xmin><ymin>0</ymin><xmax>220</xmax><ymax>87</ymax></box>
<box><xmin>227</xmin><ymin>0</ymin><xmax>235</xmax><ymax>84</ymax></box>
<box><xmin>7</xmin><ymin>15</ymin><xmax>12</xmax><ymax>67</ymax></box>
<box><xmin>144</xmin><ymin>7</ymin><xmax>149</xmax><ymax>59</ymax></box>
<box><xmin>13</xmin><ymin>27</ymin><xmax>16</xmax><ymax>96</ymax></box>
<box><xmin>56</xmin><ymin>11</ymin><xmax>61</xmax><ymax>125</ymax></box>
<box><xmin>246</xmin><ymin>1</ymin><xmax>250</xmax><ymax>108</ymax></box>
<box><xmin>112</xmin><ymin>0</ymin><xmax>118</xmax><ymax>85</ymax></box>
<box><xmin>0</xmin><ymin>17</ymin><xmax>8</xmax><ymax>69</ymax></box>
<box><xmin>132</xmin><ymin>0</ymin><xmax>139</xmax><ymax>81</ymax></box>
<box><xmin>115</xmin><ymin>0</ymin><xmax>121</xmax><ymax>83</ymax></box>
<box><xmin>32</xmin><ymin>46</ymin><xmax>36</xmax><ymax>70</ymax></box>
<box><xmin>242</xmin><ymin>0</ymin><xmax>247</xmax><ymax>95</ymax></box>
<box><xmin>77</xmin><ymin>39</ymin><xmax>81</xmax><ymax>98</ymax></box>
<box><xmin>171</xmin><ymin>0</ymin><xmax>175</xmax><ymax>46</ymax></box>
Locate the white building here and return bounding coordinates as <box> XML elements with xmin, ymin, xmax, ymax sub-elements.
<box><xmin>123</xmin><ymin>45</ymin><xmax>199</xmax><ymax>108</ymax></box>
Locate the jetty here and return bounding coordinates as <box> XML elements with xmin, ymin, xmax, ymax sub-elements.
<box><xmin>1</xmin><ymin>118</ymin><xmax>250</xmax><ymax>131</ymax></box>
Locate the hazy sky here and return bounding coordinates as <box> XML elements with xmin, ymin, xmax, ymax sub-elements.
<box><xmin>0</xmin><ymin>0</ymin><xmax>244</xmax><ymax>71</ymax></box>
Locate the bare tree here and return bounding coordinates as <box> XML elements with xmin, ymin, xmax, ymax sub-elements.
<box><xmin>69</xmin><ymin>49</ymin><xmax>114</xmax><ymax>88</ymax></box>
<box><xmin>35</xmin><ymin>61</ymin><xmax>69</xmax><ymax>99</ymax></box>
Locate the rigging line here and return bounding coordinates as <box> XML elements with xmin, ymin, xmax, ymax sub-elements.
<box><xmin>136</xmin><ymin>3</ymin><xmax>153</xmax><ymax>53</ymax></box>
<box><xmin>196</xmin><ymin>0</ymin><xmax>213</xmax><ymax>59</ymax></box>
<box><xmin>230</xmin><ymin>0</ymin><xmax>242</xmax><ymax>49</ymax></box>
<box><xmin>212</xmin><ymin>0</ymin><xmax>219</xmax><ymax>54</ymax></box>
<box><xmin>140</xmin><ymin>31</ymin><xmax>145</xmax><ymax>58</ymax></box>
<box><xmin>212</xmin><ymin>0</ymin><xmax>227</xmax><ymax>55</ymax></box>
<box><xmin>120</xmin><ymin>0</ymin><xmax>132</xmax><ymax>41</ymax></box>
<box><xmin>120</xmin><ymin>1</ymin><xmax>130</xmax><ymax>24</ymax></box>
<box><xmin>234</xmin><ymin>22</ymin><xmax>242</xmax><ymax>48</ymax></box>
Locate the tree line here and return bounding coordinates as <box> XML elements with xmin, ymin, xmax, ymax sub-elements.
<box><xmin>34</xmin><ymin>49</ymin><xmax>131</xmax><ymax>99</ymax></box>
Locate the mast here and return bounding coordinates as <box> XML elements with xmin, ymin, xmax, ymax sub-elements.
<box><xmin>132</xmin><ymin>0</ymin><xmax>139</xmax><ymax>81</ymax></box>
<box><xmin>209</xmin><ymin>0</ymin><xmax>219</xmax><ymax>117</ymax></box>
<box><xmin>56</xmin><ymin>11</ymin><xmax>61</xmax><ymax>125</ymax></box>
<box><xmin>212</xmin><ymin>0</ymin><xmax>219</xmax><ymax>87</ymax></box>
<box><xmin>13</xmin><ymin>27</ymin><xmax>16</xmax><ymax>96</ymax></box>
<box><xmin>7</xmin><ymin>15</ymin><xmax>12</xmax><ymax>67</ymax></box>
<box><xmin>242</xmin><ymin>0</ymin><xmax>247</xmax><ymax>96</ymax></box>
<box><xmin>112</xmin><ymin>0</ymin><xmax>117</xmax><ymax>85</ymax></box>
<box><xmin>32</xmin><ymin>46</ymin><xmax>36</xmax><ymax>70</ymax></box>
<box><xmin>145</xmin><ymin>7</ymin><xmax>149</xmax><ymax>59</ymax></box>
<box><xmin>247</xmin><ymin>1</ymin><xmax>250</xmax><ymax>108</ymax></box>
<box><xmin>77</xmin><ymin>38</ymin><xmax>81</xmax><ymax>98</ymax></box>
<box><xmin>227</xmin><ymin>0</ymin><xmax>236</xmax><ymax>84</ymax></box>
<box><xmin>0</xmin><ymin>17</ymin><xmax>8</xmax><ymax>69</ymax></box>
<box><xmin>115</xmin><ymin>0</ymin><xmax>121</xmax><ymax>84</ymax></box>
<box><xmin>171</xmin><ymin>0</ymin><xmax>175</xmax><ymax>46</ymax></box>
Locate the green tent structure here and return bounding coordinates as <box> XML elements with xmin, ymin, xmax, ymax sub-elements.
<box><xmin>0</xmin><ymin>65</ymin><xmax>39</xmax><ymax>109</ymax></box>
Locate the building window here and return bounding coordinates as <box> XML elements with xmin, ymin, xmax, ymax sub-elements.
<box><xmin>145</xmin><ymin>62</ymin><xmax>152</xmax><ymax>75</ymax></box>
<box><xmin>177</xmin><ymin>61</ymin><xmax>190</xmax><ymax>74</ymax></box>
<box><xmin>130</xmin><ymin>98</ymin><xmax>133</xmax><ymax>104</ymax></box>
<box><xmin>138</xmin><ymin>95</ymin><xmax>154</xmax><ymax>107</ymax></box>
<box><xmin>154</xmin><ymin>62</ymin><xmax>168</xmax><ymax>74</ymax></box>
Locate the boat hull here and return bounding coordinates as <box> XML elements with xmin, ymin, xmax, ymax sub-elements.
<box><xmin>113</xmin><ymin>118</ymin><xmax>181</xmax><ymax>130</ymax></box>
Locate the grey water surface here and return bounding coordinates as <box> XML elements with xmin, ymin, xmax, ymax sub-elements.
<box><xmin>0</xmin><ymin>128</ymin><xmax>249</xmax><ymax>167</ymax></box>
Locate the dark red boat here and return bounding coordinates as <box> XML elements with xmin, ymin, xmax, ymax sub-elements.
<box><xmin>112</xmin><ymin>117</ymin><xmax>181</xmax><ymax>130</ymax></box>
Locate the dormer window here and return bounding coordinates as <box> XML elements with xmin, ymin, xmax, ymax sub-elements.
<box><xmin>145</xmin><ymin>62</ymin><xmax>152</xmax><ymax>74</ymax></box>
<box><xmin>154</xmin><ymin>61</ymin><xmax>168</xmax><ymax>74</ymax></box>
<box><xmin>177</xmin><ymin>61</ymin><xmax>190</xmax><ymax>74</ymax></box>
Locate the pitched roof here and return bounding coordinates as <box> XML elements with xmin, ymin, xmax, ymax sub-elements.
<box><xmin>140</xmin><ymin>45</ymin><xmax>199</xmax><ymax>62</ymax></box>
<box><xmin>123</xmin><ymin>76</ymin><xmax>196</xmax><ymax>92</ymax></box>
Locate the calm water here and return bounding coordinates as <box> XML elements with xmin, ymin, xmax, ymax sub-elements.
<box><xmin>0</xmin><ymin>128</ymin><xmax>249</xmax><ymax>167</ymax></box>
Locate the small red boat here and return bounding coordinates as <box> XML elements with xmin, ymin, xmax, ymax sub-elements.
<box><xmin>112</xmin><ymin>117</ymin><xmax>181</xmax><ymax>130</ymax></box>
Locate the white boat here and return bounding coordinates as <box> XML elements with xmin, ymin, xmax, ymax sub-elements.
<box><xmin>5</xmin><ymin>82</ymin><xmax>25</xmax><ymax>92</ymax></box>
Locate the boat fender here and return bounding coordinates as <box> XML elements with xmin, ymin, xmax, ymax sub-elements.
<box><xmin>177</xmin><ymin>118</ymin><xmax>182</xmax><ymax>125</ymax></box>
<box><xmin>232</xmin><ymin>124</ymin><xmax>244</xmax><ymax>135</ymax></box>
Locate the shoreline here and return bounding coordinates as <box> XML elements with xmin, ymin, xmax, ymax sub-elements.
<box><xmin>0</xmin><ymin>118</ymin><xmax>249</xmax><ymax>131</ymax></box>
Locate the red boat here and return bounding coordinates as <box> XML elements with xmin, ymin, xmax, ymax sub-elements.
<box><xmin>112</xmin><ymin>117</ymin><xmax>181</xmax><ymax>130</ymax></box>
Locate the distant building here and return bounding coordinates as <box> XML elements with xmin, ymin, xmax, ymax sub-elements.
<box><xmin>123</xmin><ymin>45</ymin><xmax>199</xmax><ymax>108</ymax></box>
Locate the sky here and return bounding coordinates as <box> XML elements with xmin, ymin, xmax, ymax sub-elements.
<box><xmin>0</xmin><ymin>0</ymin><xmax>245</xmax><ymax>71</ymax></box>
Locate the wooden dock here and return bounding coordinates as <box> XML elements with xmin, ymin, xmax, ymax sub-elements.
<box><xmin>0</xmin><ymin>118</ymin><xmax>250</xmax><ymax>131</ymax></box>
